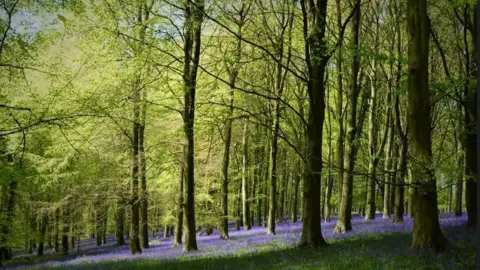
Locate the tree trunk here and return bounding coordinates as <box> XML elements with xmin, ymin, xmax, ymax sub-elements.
<box><xmin>241</xmin><ymin>118</ymin><xmax>251</xmax><ymax>230</ymax></box>
<box><xmin>129</xmin><ymin>76</ymin><xmax>142</xmax><ymax>254</ymax></box>
<box><xmin>139</xmin><ymin>86</ymin><xmax>149</xmax><ymax>249</ymax></box>
<box><xmin>181</xmin><ymin>0</ymin><xmax>204</xmax><ymax>252</ymax></box>
<box><xmin>334</xmin><ymin>0</ymin><xmax>345</xmax><ymax>208</ymax></box>
<box><xmin>173</xmin><ymin>165</ymin><xmax>184</xmax><ymax>246</ymax></box>
<box><xmin>407</xmin><ymin>0</ymin><xmax>447</xmax><ymax>252</ymax></box>
<box><xmin>102</xmin><ymin>215</ymin><xmax>107</xmax><ymax>245</ymax></box>
<box><xmin>0</xmin><ymin>176</ymin><xmax>16</xmax><ymax>261</ymax></box>
<box><xmin>292</xmin><ymin>165</ymin><xmax>300</xmax><ymax>222</ymax></box>
<box><xmin>54</xmin><ymin>208</ymin><xmax>59</xmax><ymax>252</ymax></box>
<box><xmin>393</xmin><ymin>0</ymin><xmax>406</xmax><ymax>224</ymax></box>
<box><xmin>334</xmin><ymin>0</ymin><xmax>361</xmax><ymax>233</ymax></box>
<box><xmin>219</xmin><ymin>5</ymin><xmax>248</xmax><ymax>235</ymax></box>
<box><xmin>61</xmin><ymin>207</ymin><xmax>69</xmax><ymax>254</ymax></box>
<box><xmin>394</xmin><ymin>136</ymin><xmax>407</xmax><ymax>223</ymax></box>
<box><xmin>462</xmin><ymin>3</ymin><xmax>477</xmax><ymax>227</ymax></box>
<box><xmin>37</xmin><ymin>214</ymin><xmax>48</xmax><ymax>256</ymax></box>
<box><xmin>366</xmin><ymin>82</ymin><xmax>379</xmax><ymax>220</ymax></box>
<box><xmin>115</xmin><ymin>199</ymin><xmax>126</xmax><ymax>245</ymax></box>
<box><xmin>324</xmin><ymin>88</ymin><xmax>334</xmax><ymax>222</ymax></box>
<box><xmin>298</xmin><ymin>0</ymin><xmax>331</xmax><ymax>248</ymax></box>
<box><xmin>454</xmin><ymin>107</ymin><xmax>464</xmax><ymax>216</ymax></box>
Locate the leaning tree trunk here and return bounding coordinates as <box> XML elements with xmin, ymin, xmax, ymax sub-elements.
<box><xmin>335</xmin><ymin>0</ymin><xmax>361</xmax><ymax>233</ymax></box>
<box><xmin>181</xmin><ymin>0</ymin><xmax>204</xmax><ymax>252</ymax></box>
<box><xmin>407</xmin><ymin>0</ymin><xmax>447</xmax><ymax>252</ymax></box>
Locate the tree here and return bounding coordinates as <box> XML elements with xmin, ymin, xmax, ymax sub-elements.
<box><xmin>407</xmin><ymin>0</ymin><xmax>447</xmax><ymax>252</ymax></box>
<box><xmin>297</xmin><ymin>0</ymin><xmax>331</xmax><ymax>247</ymax></box>
<box><xmin>241</xmin><ymin>117</ymin><xmax>251</xmax><ymax>230</ymax></box>
<box><xmin>181</xmin><ymin>0</ymin><xmax>204</xmax><ymax>252</ymax></box>
<box><xmin>334</xmin><ymin>0</ymin><xmax>361</xmax><ymax>233</ymax></box>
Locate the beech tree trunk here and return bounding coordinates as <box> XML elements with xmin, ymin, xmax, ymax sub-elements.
<box><xmin>298</xmin><ymin>0</ymin><xmax>332</xmax><ymax>248</ymax></box>
<box><xmin>462</xmin><ymin>3</ymin><xmax>477</xmax><ymax>227</ymax></box>
<box><xmin>129</xmin><ymin>76</ymin><xmax>142</xmax><ymax>254</ymax></box>
<box><xmin>181</xmin><ymin>0</ymin><xmax>204</xmax><ymax>252</ymax></box>
<box><xmin>334</xmin><ymin>0</ymin><xmax>345</xmax><ymax>207</ymax></box>
<box><xmin>173</xmin><ymin>165</ymin><xmax>184</xmax><ymax>246</ymax></box>
<box><xmin>139</xmin><ymin>87</ymin><xmax>149</xmax><ymax>249</ymax></box>
<box><xmin>115</xmin><ymin>199</ymin><xmax>126</xmax><ymax>245</ymax></box>
<box><xmin>407</xmin><ymin>0</ymin><xmax>447</xmax><ymax>252</ymax></box>
<box><xmin>454</xmin><ymin>106</ymin><xmax>464</xmax><ymax>216</ymax></box>
<box><xmin>241</xmin><ymin>117</ymin><xmax>251</xmax><ymax>230</ymax></box>
<box><xmin>335</xmin><ymin>0</ymin><xmax>361</xmax><ymax>233</ymax></box>
<box><xmin>37</xmin><ymin>214</ymin><xmax>48</xmax><ymax>256</ymax></box>
<box><xmin>61</xmin><ymin>207</ymin><xmax>69</xmax><ymax>254</ymax></box>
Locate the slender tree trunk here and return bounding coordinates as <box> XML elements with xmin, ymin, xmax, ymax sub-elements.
<box><xmin>324</xmin><ymin>90</ymin><xmax>333</xmax><ymax>222</ymax></box>
<box><xmin>0</xmin><ymin>176</ymin><xmax>16</xmax><ymax>260</ymax></box>
<box><xmin>454</xmin><ymin>107</ymin><xmax>464</xmax><ymax>216</ymax></box>
<box><xmin>129</xmin><ymin>77</ymin><xmax>142</xmax><ymax>254</ymax></box>
<box><xmin>394</xmin><ymin>134</ymin><xmax>407</xmax><ymax>223</ymax></box>
<box><xmin>139</xmin><ymin>86</ymin><xmax>149</xmax><ymax>249</ymax></box>
<box><xmin>255</xmin><ymin>141</ymin><xmax>263</xmax><ymax>226</ymax></box>
<box><xmin>382</xmin><ymin>140</ymin><xmax>392</xmax><ymax>219</ymax></box>
<box><xmin>335</xmin><ymin>0</ymin><xmax>345</xmax><ymax>207</ymax></box>
<box><xmin>54</xmin><ymin>208</ymin><xmax>59</xmax><ymax>252</ymax></box>
<box><xmin>366</xmin><ymin>81</ymin><xmax>379</xmax><ymax>220</ymax></box>
<box><xmin>267</xmin><ymin>61</ymin><xmax>282</xmax><ymax>236</ymax></box>
<box><xmin>70</xmin><ymin>225</ymin><xmax>75</xmax><ymax>249</ymax></box>
<box><xmin>219</xmin><ymin>6</ymin><xmax>247</xmax><ymax>238</ymax></box>
<box><xmin>292</xmin><ymin>164</ymin><xmax>300</xmax><ymax>222</ymax></box>
<box><xmin>37</xmin><ymin>214</ymin><xmax>48</xmax><ymax>256</ymax></box>
<box><xmin>335</xmin><ymin>0</ymin><xmax>361</xmax><ymax>233</ymax></box>
<box><xmin>392</xmin><ymin>0</ymin><xmax>406</xmax><ymax>224</ymax></box>
<box><xmin>407</xmin><ymin>0</ymin><xmax>447</xmax><ymax>251</ymax></box>
<box><xmin>102</xmin><ymin>214</ymin><xmax>107</xmax><ymax>245</ymax></box>
<box><xmin>242</xmin><ymin>118</ymin><xmax>251</xmax><ymax>230</ymax></box>
<box><xmin>115</xmin><ymin>199</ymin><xmax>126</xmax><ymax>245</ymax></box>
<box><xmin>173</xmin><ymin>165</ymin><xmax>184</xmax><ymax>246</ymax></box>
<box><xmin>61</xmin><ymin>207</ymin><xmax>69</xmax><ymax>254</ymax></box>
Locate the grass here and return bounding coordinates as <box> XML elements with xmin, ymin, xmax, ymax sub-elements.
<box><xmin>5</xmin><ymin>215</ymin><xmax>476</xmax><ymax>270</ymax></box>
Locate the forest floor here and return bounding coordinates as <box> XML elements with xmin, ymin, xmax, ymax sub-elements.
<box><xmin>4</xmin><ymin>213</ymin><xmax>475</xmax><ymax>270</ymax></box>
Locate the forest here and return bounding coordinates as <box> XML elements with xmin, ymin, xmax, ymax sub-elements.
<box><xmin>0</xmin><ymin>0</ymin><xmax>477</xmax><ymax>269</ymax></box>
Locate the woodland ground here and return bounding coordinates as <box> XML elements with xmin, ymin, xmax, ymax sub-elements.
<box><xmin>4</xmin><ymin>214</ymin><xmax>475</xmax><ymax>270</ymax></box>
